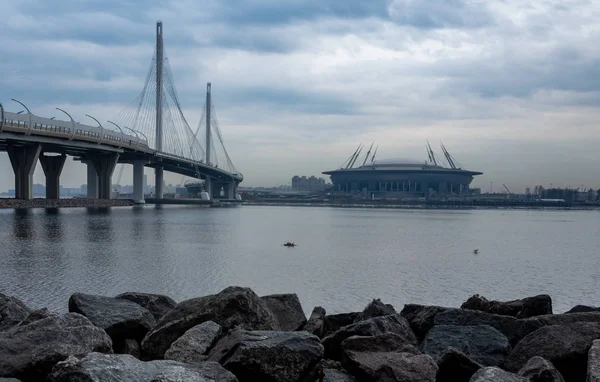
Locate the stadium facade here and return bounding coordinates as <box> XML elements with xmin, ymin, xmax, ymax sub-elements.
<box><xmin>322</xmin><ymin>143</ymin><xmax>482</xmax><ymax>198</ymax></box>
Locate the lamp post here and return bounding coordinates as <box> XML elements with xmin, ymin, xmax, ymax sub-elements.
<box><xmin>106</xmin><ymin>120</ymin><xmax>125</xmax><ymax>143</ymax></box>
<box><xmin>11</xmin><ymin>99</ymin><xmax>32</xmax><ymax>134</ymax></box>
<box><xmin>55</xmin><ymin>107</ymin><xmax>76</xmax><ymax>139</ymax></box>
<box><xmin>122</xmin><ymin>126</ymin><xmax>140</xmax><ymax>146</ymax></box>
<box><xmin>137</xmin><ymin>131</ymin><xmax>148</xmax><ymax>146</ymax></box>
<box><xmin>0</xmin><ymin>102</ymin><xmax>4</xmax><ymax>132</ymax></box>
<box><xmin>85</xmin><ymin>114</ymin><xmax>104</xmax><ymax>143</ymax></box>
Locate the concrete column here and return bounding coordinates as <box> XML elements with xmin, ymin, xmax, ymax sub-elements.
<box><xmin>212</xmin><ymin>182</ymin><xmax>222</xmax><ymax>199</ymax></box>
<box><xmin>226</xmin><ymin>182</ymin><xmax>235</xmax><ymax>199</ymax></box>
<box><xmin>155</xmin><ymin>165</ymin><xmax>163</xmax><ymax>199</ymax></box>
<box><xmin>39</xmin><ymin>154</ymin><xmax>66</xmax><ymax>200</ymax></box>
<box><xmin>86</xmin><ymin>161</ymin><xmax>98</xmax><ymax>199</ymax></box>
<box><xmin>89</xmin><ymin>154</ymin><xmax>119</xmax><ymax>200</ymax></box>
<box><xmin>7</xmin><ymin>145</ymin><xmax>42</xmax><ymax>200</ymax></box>
<box><xmin>205</xmin><ymin>177</ymin><xmax>212</xmax><ymax>199</ymax></box>
<box><xmin>133</xmin><ymin>160</ymin><xmax>146</xmax><ymax>204</ymax></box>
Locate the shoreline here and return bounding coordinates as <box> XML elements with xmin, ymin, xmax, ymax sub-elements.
<box><xmin>0</xmin><ymin>198</ymin><xmax>135</xmax><ymax>210</ymax></box>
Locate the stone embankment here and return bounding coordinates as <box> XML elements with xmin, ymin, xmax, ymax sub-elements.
<box><xmin>0</xmin><ymin>198</ymin><xmax>134</xmax><ymax>209</ymax></box>
<box><xmin>1</xmin><ymin>289</ymin><xmax>600</xmax><ymax>381</ymax></box>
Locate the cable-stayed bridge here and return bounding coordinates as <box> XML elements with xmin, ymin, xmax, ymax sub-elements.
<box><xmin>0</xmin><ymin>21</ymin><xmax>242</xmax><ymax>202</ymax></box>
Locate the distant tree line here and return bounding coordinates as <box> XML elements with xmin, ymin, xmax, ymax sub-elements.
<box><xmin>533</xmin><ymin>186</ymin><xmax>599</xmax><ymax>202</ymax></box>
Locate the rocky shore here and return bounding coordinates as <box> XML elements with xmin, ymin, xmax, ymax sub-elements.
<box><xmin>0</xmin><ymin>198</ymin><xmax>135</xmax><ymax>209</ymax></box>
<box><xmin>1</xmin><ymin>288</ymin><xmax>600</xmax><ymax>381</ymax></box>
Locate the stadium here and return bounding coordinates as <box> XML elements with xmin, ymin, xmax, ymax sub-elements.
<box><xmin>322</xmin><ymin>142</ymin><xmax>483</xmax><ymax>198</ymax></box>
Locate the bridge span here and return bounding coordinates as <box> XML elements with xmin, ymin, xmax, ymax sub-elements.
<box><xmin>0</xmin><ymin>21</ymin><xmax>242</xmax><ymax>203</ymax></box>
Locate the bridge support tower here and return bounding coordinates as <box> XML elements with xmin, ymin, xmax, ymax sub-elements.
<box><xmin>39</xmin><ymin>154</ymin><xmax>66</xmax><ymax>200</ymax></box>
<box><xmin>86</xmin><ymin>161</ymin><xmax>98</xmax><ymax>199</ymax></box>
<box><xmin>7</xmin><ymin>144</ymin><xmax>41</xmax><ymax>200</ymax></box>
<box><xmin>87</xmin><ymin>154</ymin><xmax>119</xmax><ymax>200</ymax></box>
<box><xmin>133</xmin><ymin>160</ymin><xmax>147</xmax><ymax>204</ymax></box>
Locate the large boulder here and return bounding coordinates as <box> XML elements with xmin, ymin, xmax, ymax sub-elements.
<box><xmin>141</xmin><ymin>286</ymin><xmax>279</xmax><ymax>360</ymax></box>
<box><xmin>0</xmin><ymin>294</ymin><xmax>31</xmax><ymax>332</ymax></box>
<box><xmin>340</xmin><ymin>333</ymin><xmax>437</xmax><ymax>382</ymax></box>
<box><xmin>0</xmin><ymin>313</ymin><xmax>112</xmax><ymax>381</ymax></box>
<box><xmin>354</xmin><ymin>299</ymin><xmax>396</xmax><ymax>322</ymax></box>
<box><xmin>18</xmin><ymin>308</ymin><xmax>57</xmax><ymax>327</ymax></box>
<box><xmin>208</xmin><ymin>329</ymin><xmax>323</xmax><ymax>382</ymax></box>
<box><xmin>517</xmin><ymin>356</ymin><xmax>564</xmax><ymax>382</ymax></box>
<box><xmin>116</xmin><ymin>292</ymin><xmax>177</xmax><ymax>321</ymax></box>
<box><xmin>536</xmin><ymin>311</ymin><xmax>600</xmax><ymax>326</ymax></box>
<box><xmin>400</xmin><ymin>304</ymin><xmax>453</xmax><ymax>341</ymax></box>
<box><xmin>260</xmin><ymin>293</ymin><xmax>306</xmax><ymax>331</ymax></box>
<box><xmin>164</xmin><ymin>321</ymin><xmax>222</xmax><ymax>365</ymax></box>
<box><xmin>322</xmin><ymin>314</ymin><xmax>417</xmax><ymax>361</ymax></box>
<box><xmin>435</xmin><ymin>347</ymin><xmax>482</xmax><ymax>382</ymax></box>
<box><xmin>68</xmin><ymin>293</ymin><xmax>156</xmax><ymax>349</ymax></box>
<box><xmin>47</xmin><ymin>352</ymin><xmax>238</xmax><ymax>382</ymax></box>
<box><xmin>324</xmin><ymin>312</ymin><xmax>361</xmax><ymax>336</ymax></box>
<box><xmin>422</xmin><ymin>325</ymin><xmax>510</xmax><ymax>367</ymax></box>
<box><xmin>303</xmin><ymin>307</ymin><xmax>326</xmax><ymax>338</ymax></box>
<box><xmin>434</xmin><ymin>308</ymin><xmax>543</xmax><ymax>346</ymax></box>
<box><xmin>461</xmin><ymin>294</ymin><xmax>552</xmax><ymax>318</ymax></box>
<box><xmin>588</xmin><ymin>340</ymin><xmax>600</xmax><ymax>382</ymax></box>
<box><xmin>566</xmin><ymin>305</ymin><xmax>600</xmax><ymax>314</ymax></box>
<box><xmin>322</xmin><ymin>368</ymin><xmax>357</xmax><ymax>381</ymax></box>
<box><xmin>504</xmin><ymin>322</ymin><xmax>600</xmax><ymax>382</ymax></box>
<box><xmin>470</xmin><ymin>367</ymin><xmax>526</xmax><ymax>381</ymax></box>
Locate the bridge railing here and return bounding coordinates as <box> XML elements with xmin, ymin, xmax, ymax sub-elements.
<box><xmin>1</xmin><ymin>111</ymin><xmax>149</xmax><ymax>150</ymax></box>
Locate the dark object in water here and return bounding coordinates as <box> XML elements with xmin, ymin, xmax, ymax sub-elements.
<box><xmin>283</xmin><ymin>242</ymin><xmax>296</xmax><ymax>247</ymax></box>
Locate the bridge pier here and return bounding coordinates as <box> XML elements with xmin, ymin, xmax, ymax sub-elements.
<box><xmin>211</xmin><ymin>182</ymin><xmax>222</xmax><ymax>199</ymax></box>
<box><xmin>155</xmin><ymin>166</ymin><xmax>164</xmax><ymax>199</ymax></box>
<box><xmin>7</xmin><ymin>144</ymin><xmax>42</xmax><ymax>200</ymax></box>
<box><xmin>39</xmin><ymin>154</ymin><xmax>66</xmax><ymax>200</ymax></box>
<box><xmin>204</xmin><ymin>177</ymin><xmax>212</xmax><ymax>199</ymax></box>
<box><xmin>88</xmin><ymin>153</ymin><xmax>119</xmax><ymax>200</ymax></box>
<box><xmin>86</xmin><ymin>161</ymin><xmax>98</xmax><ymax>199</ymax></box>
<box><xmin>133</xmin><ymin>160</ymin><xmax>146</xmax><ymax>204</ymax></box>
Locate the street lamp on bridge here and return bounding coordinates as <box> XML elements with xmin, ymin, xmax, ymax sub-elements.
<box><xmin>85</xmin><ymin>114</ymin><xmax>104</xmax><ymax>142</ymax></box>
<box><xmin>106</xmin><ymin>120</ymin><xmax>125</xmax><ymax>143</ymax></box>
<box><xmin>122</xmin><ymin>126</ymin><xmax>141</xmax><ymax>146</ymax></box>
<box><xmin>11</xmin><ymin>99</ymin><xmax>32</xmax><ymax>135</ymax></box>
<box><xmin>55</xmin><ymin>107</ymin><xmax>76</xmax><ymax>140</ymax></box>
<box><xmin>0</xmin><ymin>102</ymin><xmax>4</xmax><ymax>132</ymax></box>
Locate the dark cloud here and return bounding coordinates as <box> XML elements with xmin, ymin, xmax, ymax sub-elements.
<box><xmin>388</xmin><ymin>0</ymin><xmax>493</xmax><ymax>29</ymax></box>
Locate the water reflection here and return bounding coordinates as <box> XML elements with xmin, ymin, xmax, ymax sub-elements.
<box><xmin>42</xmin><ymin>209</ymin><xmax>64</xmax><ymax>241</ymax></box>
<box><xmin>12</xmin><ymin>209</ymin><xmax>34</xmax><ymax>240</ymax></box>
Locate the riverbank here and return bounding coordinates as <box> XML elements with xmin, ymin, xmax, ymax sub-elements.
<box><xmin>1</xmin><ymin>288</ymin><xmax>600</xmax><ymax>381</ymax></box>
<box><xmin>0</xmin><ymin>198</ymin><xmax>135</xmax><ymax>209</ymax></box>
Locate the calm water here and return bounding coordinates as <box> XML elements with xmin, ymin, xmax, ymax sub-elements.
<box><xmin>0</xmin><ymin>205</ymin><xmax>599</xmax><ymax>315</ymax></box>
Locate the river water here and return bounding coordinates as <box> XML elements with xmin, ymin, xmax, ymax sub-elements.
<box><xmin>0</xmin><ymin>205</ymin><xmax>598</xmax><ymax>315</ymax></box>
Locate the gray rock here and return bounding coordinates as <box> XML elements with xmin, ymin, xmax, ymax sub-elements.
<box><xmin>69</xmin><ymin>293</ymin><xmax>156</xmax><ymax>349</ymax></box>
<box><xmin>121</xmin><ymin>339</ymin><xmax>141</xmax><ymax>359</ymax></box>
<box><xmin>261</xmin><ymin>293</ymin><xmax>307</xmax><ymax>331</ymax></box>
<box><xmin>322</xmin><ymin>368</ymin><xmax>357</xmax><ymax>382</ymax></box>
<box><xmin>400</xmin><ymin>304</ymin><xmax>453</xmax><ymax>341</ymax></box>
<box><xmin>322</xmin><ymin>314</ymin><xmax>417</xmax><ymax>361</ymax></box>
<box><xmin>517</xmin><ymin>356</ymin><xmax>564</xmax><ymax>382</ymax></box>
<box><xmin>436</xmin><ymin>347</ymin><xmax>482</xmax><ymax>382</ymax></box>
<box><xmin>0</xmin><ymin>379</ymin><xmax>21</xmax><ymax>382</ymax></box>
<box><xmin>340</xmin><ymin>333</ymin><xmax>437</xmax><ymax>382</ymax></box>
<box><xmin>0</xmin><ymin>294</ymin><xmax>31</xmax><ymax>332</ymax></box>
<box><xmin>355</xmin><ymin>299</ymin><xmax>396</xmax><ymax>322</ymax></box>
<box><xmin>304</xmin><ymin>306</ymin><xmax>326</xmax><ymax>338</ymax></box>
<box><xmin>47</xmin><ymin>352</ymin><xmax>238</xmax><ymax>382</ymax></box>
<box><xmin>208</xmin><ymin>329</ymin><xmax>323</xmax><ymax>382</ymax></box>
<box><xmin>325</xmin><ymin>312</ymin><xmax>361</xmax><ymax>336</ymax></box>
<box><xmin>116</xmin><ymin>292</ymin><xmax>177</xmax><ymax>321</ymax></box>
<box><xmin>461</xmin><ymin>294</ymin><xmax>552</xmax><ymax>318</ymax></box>
<box><xmin>588</xmin><ymin>340</ymin><xmax>600</xmax><ymax>382</ymax></box>
<box><xmin>470</xmin><ymin>367</ymin><xmax>526</xmax><ymax>381</ymax></box>
<box><xmin>504</xmin><ymin>322</ymin><xmax>600</xmax><ymax>382</ymax></box>
<box><xmin>142</xmin><ymin>286</ymin><xmax>279</xmax><ymax>360</ymax></box>
<box><xmin>434</xmin><ymin>308</ymin><xmax>544</xmax><ymax>346</ymax></box>
<box><xmin>164</xmin><ymin>321</ymin><xmax>222</xmax><ymax>365</ymax></box>
<box><xmin>536</xmin><ymin>311</ymin><xmax>600</xmax><ymax>326</ymax></box>
<box><xmin>0</xmin><ymin>313</ymin><xmax>112</xmax><ymax>381</ymax></box>
<box><xmin>18</xmin><ymin>308</ymin><xmax>57</xmax><ymax>327</ymax></box>
<box><xmin>423</xmin><ymin>325</ymin><xmax>510</xmax><ymax>367</ymax></box>
<box><xmin>566</xmin><ymin>305</ymin><xmax>600</xmax><ymax>314</ymax></box>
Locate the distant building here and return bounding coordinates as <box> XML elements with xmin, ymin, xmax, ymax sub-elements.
<box><xmin>291</xmin><ymin>175</ymin><xmax>327</xmax><ymax>192</ymax></box>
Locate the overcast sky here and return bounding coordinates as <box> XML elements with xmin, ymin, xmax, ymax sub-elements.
<box><xmin>1</xmin><ymin>0</ymin><xmax>599</xmax><ymax>192</ymax></box>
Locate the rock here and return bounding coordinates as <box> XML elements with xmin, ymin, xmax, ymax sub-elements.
<box><xmin>47</xmin><ymin>352</ymin><xmax>238</xmax><ymax>382</ymax></box>
<box><xmin>400</xmin><ymin>304</ymin><xmax>453</xmax><ymax>341</ymax></box>
<box><xmin>0</xmin><ymin>294</ymin><xmax>31</xmax><ymax>332</ymax></box>
<box><xmin>304</xmin><ymin>306</ymin><xmax>326</xmax><ymax>338</ymax></box>
<box><xmin>517</xmin><ymin>356</ymin><xmax>565</xmax><ymax>382</ymax></box>
<box><xmin>470</xmin><ymin>367</ymin><xmax>526</xmax><ymax>381</ymax></box>
<box><xmin>340</xmin><ymin>333</ymin><xmax>437</xmax><ymax>382</ymax></box>
<box><xmin>322</xmin><ymin>368</ymin><xmax>357</xmax><ymax>381</ymax></box>
<box><xmin>461</xmin><ymin>294</ymin><xmax>552</xmax><ymax>318</ymax></box>
<box><xmin>0</xmin><ymin>313</ymin><xmax>112</xmax><ymax>381</ymax></box>
<box><xmin>325</xmin><ymin>312</ymin><xmax>361</xmax><ymax>335</ymax></box>
<box><xmin>436</xmin><ymin>347</ymin><xmax>482</xmax><ymax>382</ymax></box>
<box><xmin>536</xmin><ymin>311</ymin><xmax>600</xmax><ymax>326</ymax></box>
<box><xmin>116</xmin><ymin>292</ymin><xmax>177</xmax><ymax>321</ymax></box>
<box><xmin>422</xmin><ymin>325</ymin><xmax>510</xmax><ymax>367</ymax></box>
<box><xmin>261</xmin><ymin>293</ymin><xmax>307</xmax><ymax>331</ymax></box>
<box><xmin>164</xmin><ymin>321</ymin><xmax>222</xmax><ymax>365</ymax></box>
<box><xmin>19</xmin><ymin>308</ymin><xmax>57</xmax><ymax>326</ymax></box>
<box><xmin>322</xmin><ymin>314</ymin><xmax>417</xmax><ymax>361</ymax></box>
<box><xmin>0</xmin><ymin>379</ymin><xmax>21</xmax><ymax>382</ymax></box>
<box><xmin>434</xmin><ymin>308</ymin><xmax>543</xmax><ymax>346</ymax></box>
<box><xmin>588</xmin><ymin>340</ymin><xmax>600</xmax><ymax>382</ymax></box>
<box><xmin>504</xmin><ymin>322</ymin><xmax>600</xmax><ymax>382</ymax></box>
<box><xmin>566</xmin><ymin>305</ymin><xmax>600</xmax><ymax>314</ymax></box>
<box><xmin>208</xmin><ymin>329</ymin><xmax>323</xmax><ymax>382</ymax></box>
<box><xmin>121</xmin><ymin>339</ymin><xmax>141</xmax><ymax>359</ymax></box>
<box><xmin>354</xmin><ymin>299</ymin><xmax>396</xmax><ymax>322</ymax></box>
<box><xmin>68</xmin><ymin>293</ymin><xmax>156</xmax><ymax>348</ymax></box>
<box><xmin>142</xmin><ymin>286</ymin><xmax>279</xmax><ymax>360</ymax></box>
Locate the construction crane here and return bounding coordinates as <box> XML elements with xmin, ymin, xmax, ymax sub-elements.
<box><xmin>503</xmin><ymin>184</ymin><xmax>512</xmax><ymax>195</ymax></box>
